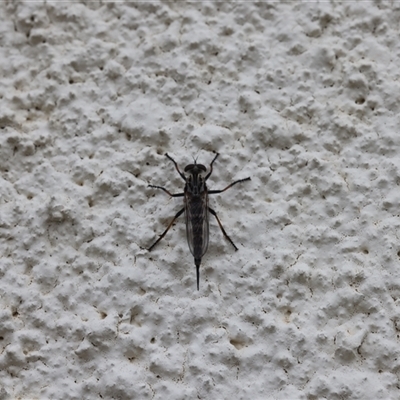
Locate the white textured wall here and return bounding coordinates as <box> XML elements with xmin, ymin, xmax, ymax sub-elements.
<box><xmin>1</xmin><ymin>2</ymin><xmax>400</xmax><ymax>399</ymax></box>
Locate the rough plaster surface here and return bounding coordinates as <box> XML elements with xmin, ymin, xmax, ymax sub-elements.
<box><xmin>1</xmin><ymin>1</ymin><xmax>400</xmax><ymax>399</ymax></box>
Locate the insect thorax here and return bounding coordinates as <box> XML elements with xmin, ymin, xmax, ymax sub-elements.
<box><xmin>186</xmin><ymin>174</ymin><xmax>206</xmax><ymax>195</ymax></box>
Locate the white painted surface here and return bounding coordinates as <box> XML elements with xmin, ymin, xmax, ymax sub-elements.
<box><xmin>1</xmin><ymin>2</ymin><xmax>400</xmax><ymax>399</ymax></box>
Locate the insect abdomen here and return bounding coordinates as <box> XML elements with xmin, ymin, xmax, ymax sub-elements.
<box><xmin>186</xmin><ymin>195</ymin><xmax>209</xmax><ymax>259</ymax></box>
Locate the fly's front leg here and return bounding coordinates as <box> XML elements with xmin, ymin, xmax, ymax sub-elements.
<box><xmin>165</xmin><ymin>153</ymin><xmax>186</xmax><ymax>181</ymax></box>
<box><xmin>148</xmin><ymin>208</ymin><xmax>184</xmax><ymax>251</ymax></box>
<box><xmin>205</xmin><ymin>152</ymin><xmax>219</xmax><ymax>181</ymax></box>
<box><xmin>208</xmin><ymin>177</ymin><xmax>251</xmax><ymax>194</ymax></box>
<box><xmin>208</xmin><ymin>207</ymin><xmax>238</xmax><ymax>251</ymax></box>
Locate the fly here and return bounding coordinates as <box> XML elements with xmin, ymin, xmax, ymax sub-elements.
<box><xmin>148</xmin><ymin>153</ymin><xmax>251</xmax><ymax>290</ymax></box>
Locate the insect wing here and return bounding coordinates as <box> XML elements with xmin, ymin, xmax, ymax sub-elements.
<box><xmin>185</xmin><ymin>192</ymin><xmax>209</xmax><ymax>259</ymax></box>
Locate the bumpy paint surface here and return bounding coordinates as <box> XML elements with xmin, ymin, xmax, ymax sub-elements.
<box><xmin>1</xmin><ymin>2</ymin><xmax>400</xmax><ymax>399</ymax></box>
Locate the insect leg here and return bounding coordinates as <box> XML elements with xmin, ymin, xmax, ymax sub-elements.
<box><xmin>148</xmin><ymin>185</ymin><xmax>184</xmax><ymax>197</ymax></box>
<box><xmin>165</xmin><ymin>153</ymin><xmax>187</xmax><ymax>181</ymax></box>
<box><xmin>148</xmin><ymin>208</ymin><xmax>184</xmax><ymax>251</ymax></box>
<box><xmin>208</xmin><ymin>207</ymin><xmax>238</xmax><ymax>251</ymax></box>
<box><xmin>205</xmin><ymin>152</ymin><xmax>219</xmax><ymax>181</ymax></box>
<box><xmin>208</xmin><ymin>177</ymin><xmax>251</xmax><ymax>194</ymax></box>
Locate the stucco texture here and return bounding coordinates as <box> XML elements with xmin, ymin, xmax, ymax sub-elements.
<box><xmin>1</xmin><ymin>2</ymin><xmax>400</xmax><ymax>399</ymax></box>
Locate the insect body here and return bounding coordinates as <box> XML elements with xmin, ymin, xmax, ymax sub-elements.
<box><xmin>148</xmin><ymin>153</ymin><xmax>250</xmax><ymax>290</ymax></box>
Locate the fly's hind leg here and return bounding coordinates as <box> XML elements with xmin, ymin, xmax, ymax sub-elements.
<box><xmin>208</xmin><ymin>207</ymin><xmax>238</xmax><ymax>251</ymax></box>
<box><xmin>148</xmin><ymin>208</ymin><xmax>184</xmax><ymax>251</ymax></box>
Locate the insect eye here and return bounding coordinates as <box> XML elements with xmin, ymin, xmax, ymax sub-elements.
<box><xmin>184</xmin><ymin>164</ymin><xmax>195</xmax><ymax>172</ymax></box>
<box><xmin>184</xmin><ymin>164</ymin><xmax>207</xmax><ymax>173</ymax></box>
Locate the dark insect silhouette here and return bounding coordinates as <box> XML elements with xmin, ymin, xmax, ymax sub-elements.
<box><xmin>148</xmin><ymin>153</ymin><xmax>250</xmax><ymax>290</ymax></box>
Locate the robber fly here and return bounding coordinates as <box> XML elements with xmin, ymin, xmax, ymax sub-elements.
<box><xmin>148</xmin><ymin>153</ymin><xmax>250</xmax><ymax>290</ymax></box>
